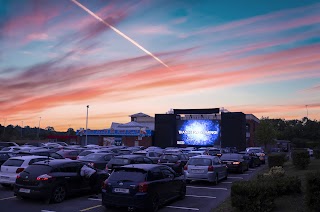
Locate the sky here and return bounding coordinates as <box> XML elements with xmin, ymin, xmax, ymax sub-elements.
<box><xmin>0</xmin><ymin>0</ymin><xmax>320</xmax><ymax>131</ymax></box>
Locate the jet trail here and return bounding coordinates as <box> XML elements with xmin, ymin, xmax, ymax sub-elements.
<box><xmin>71</xmin><ymin>0</ymin><xmax>170</xmax><ymax>69</ymax></box>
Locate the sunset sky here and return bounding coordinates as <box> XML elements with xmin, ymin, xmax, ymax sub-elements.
<box><xmin>1</xmin><ymin>0</ymin><xmax>320</xmax><ymax>131</ymax></box>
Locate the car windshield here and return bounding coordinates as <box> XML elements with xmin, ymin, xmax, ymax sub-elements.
<box><xmin>109</xmin><ymin>158</ymin><xmax>130</xmax><ymax>165</ymax></box>
<box><xmin>220</xmin><ymin>154</ymin><xmax>241</xmax><ymax>161</ymax></box>
<box><xmin>3</xmin><ymin>159</ymin><xmax>24</xmax><ymax>167</ymax></box>
<box><xmin>82</xmin><ymin>154</ymin><xmax>104</xmax><ymax>160</ymax></box>
<box><xmin>188</xmin><ymin>158</ymin><xmax>212</xmax><ymax>166</ymax></box>
<box><xmin>109</xmin><ymin>169</ymin><xmax>147</xmax><ymax>182</ymax></box>
<box><xmin>79</xmin><ymin>151</ymin><xmax>94</xmax><ymax>156</ymax></box>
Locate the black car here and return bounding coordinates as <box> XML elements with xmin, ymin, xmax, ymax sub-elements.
<box><xmin>14</xmin><ymin>160</ymin><xmax>109</xmax><ymax>203</ymax></box>
<box><xmin>79</xmin><ymin>153</ymin><xmax>115</xmax><ymax>170</ymax></box>
<box><xmin>0</xmin><ymin>151</ymin><xmax>12</xmax><ymax>166</ymax></box>
<box><xmin>106</xmin><ymin>155</ymin><xmax>154</xmax><ymax>173</ymax></box>
<box><xmin>220</xmin><ymin>153</ymin><xmax>249</xmax><ymax>173</ymax></box>
<box><xmin>0</xmin><ymin>141</ymin><xmax>19</xmax><ymax>149</ymax></box>
<box><xmin>238</xmin><ymin>151</ymin><xmax>261</xmax><ymax>168</ymax></box>
<box><xmin>158</xmin><ymin>153</ymin><xmax>189</xmax><ymax>174</ymax></box>
<box><xmin>101</xmin><ymin>164</ymin><xmax>186</xmax><ymax>211</ymax></box>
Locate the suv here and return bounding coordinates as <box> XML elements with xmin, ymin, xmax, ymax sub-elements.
<box><xmin>102</xmin><ymin>164</ymin><xmax>186</xmax><ymax>211</ymax></box>
<box><xmin>14</xmin><ymin>160</ymin><xmax>109</xmax><ymax>203</ymax></box>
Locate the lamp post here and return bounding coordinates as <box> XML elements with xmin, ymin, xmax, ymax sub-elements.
<box><xmin>85</xmin><ymin>105</ymin><xmax>89</xmax><ymax>146</ymax></box>
<box><xmin>37</xmin><ymin>117</ymin><xmax>41</xmax><ymax>141</ymax></box>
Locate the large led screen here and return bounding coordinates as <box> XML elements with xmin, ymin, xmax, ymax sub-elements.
<box><xmin>176</xmin><ymin>119</ymin><xmax>220</xmax><ymax>146</ymax></box>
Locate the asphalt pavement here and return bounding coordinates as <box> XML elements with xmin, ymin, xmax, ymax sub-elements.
<box><xmin>0</xmin><ymin>165</ymin><xmax>265</xmax><ymax>212</ymax></box>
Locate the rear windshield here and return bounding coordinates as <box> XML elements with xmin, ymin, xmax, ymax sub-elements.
<box><xmin>24</xmin><ymin>164</ymin><xmax>53</xmax><ymax>175</ymax></box>
<box><xmin>79</xmin><ymin>151</ymin><xmax>93</xmax><ymax>156</ymax></box>
<box><xmin>109</xmin><ymin>169</ymin><xmax>146</xmax><ymax>182</ymax></box>
<box><xmin>161</xmin><ymin>154</ymin><xmax>179</xmax><ymax>161</ymax></box>
<box><xmin>3</xmin><ymin>159</ymin><xmax>24</xmax><ymax>167</ymax></box>
<box><xmin>133</xmin><ymin>152</ymin><xmax>146</xmax><ymax>156</ymax></box>
<box><xmin>188</xmin><ymin>158</ymin><xmax>212</xmax><ymax>166</ymax></box>
<box><xmin>109</xmin><ymin>158</ymin><xmax>130</xmax><ymax>165</ymax></box>
<box><xmin>220</xmin><ymin>154</ymin><xmax>241</xmax><ymax>161</ymax></box>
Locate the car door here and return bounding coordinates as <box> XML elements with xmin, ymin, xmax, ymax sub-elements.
<box><xmin>160</xmin><ymin>167</ymin><xmax>177</xmax><ymax>200</ymax></box>
<box><xmin>60</xmin><ymin>163</ymin><xmax>84</xmax><ymax>192</ymax></box>
<box><xmin>147</xmin><ymin>168</ymin><xmax>167</xmax><ymax>203</ymax></box>
<box><xmin>214</xmin><ymin>157</ymin><xmax>226</xmax><ymax>180</ymax></box>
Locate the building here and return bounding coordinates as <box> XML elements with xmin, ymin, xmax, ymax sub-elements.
<box><xmin>76</xmin><ymin>113</ymin><xmax>154</xmax><ymax>147</ymax></box>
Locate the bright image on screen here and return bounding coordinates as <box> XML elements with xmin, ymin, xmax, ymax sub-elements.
<box><xmin>176</xmin><ymin>119</ymin><xmax>220</xmax><ymax>146</ymax></box>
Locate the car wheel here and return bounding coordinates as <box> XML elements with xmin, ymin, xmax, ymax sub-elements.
<box><xmin>150</xmin><ymin>194</ymin><xmax>160</xmax><ymax>212</ymax></box>
<box><xmin>179</xmin><ymin>185</ymin><xmax>186</xmax><ymax>200</ymax></box>
<box><xmin>213</xmin><ymin>174</ymin><xmax>218</xmax><ymax>185</ymax></box>
<box><xmin>51</xmin><ymin>185</ymin><xmax>66</xmax><ymax>203</ymax></box>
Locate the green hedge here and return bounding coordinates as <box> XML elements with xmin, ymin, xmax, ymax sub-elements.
<box><xmin>257</xmin><ymin>175</ymin><xmax>301</xmax><ymax>196</ymax></box>
<box><xmin>305</xmin><ymin>171</ymin><xmax>320</xmax><ymax>211</ymax></box>
<box><xmin>292</xmin><ymin>150</ymin><xmax>310</xmax><ymax>169</ymax></box>
<box><xmin>231</xmin><ymin>181</ymin><xmax>276</xmax><ymax>212</ymax></box>
<box><xmin>268</xmin><ymin>153</ymin><xmax>286</xmax><ymax>168</ymax></box>
<box><xmin>313</xmin><ymin>149</ymin><xmax>320</xmax><ymax>159</ymax></box>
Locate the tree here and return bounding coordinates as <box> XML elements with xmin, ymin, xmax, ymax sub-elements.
<box><xmin>255</xmin><ymin>117</ymin><xmax>277</xmax><ymax>150</ymax></box>
<box><xmin>67</xmin><ymin>128</ymin><xmax>76</xmax><ymax>136</ymax></box>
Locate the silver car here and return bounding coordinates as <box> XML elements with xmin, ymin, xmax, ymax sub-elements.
<box><xmin>184</xmin><ymin>155</ymin><xmax>228</xmax><ymax>184</ymax></box>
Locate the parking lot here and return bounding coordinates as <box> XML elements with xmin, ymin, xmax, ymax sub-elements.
<box><xmin>0</xmin><ymin>165</ymin><xmax>265</xmax><ymax>212</ymax></box>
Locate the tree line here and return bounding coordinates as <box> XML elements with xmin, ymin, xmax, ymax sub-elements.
<box><xmin>255</xmin><ymin>117</ymin><xmax>320</xmax><ymax>149</ymax></box>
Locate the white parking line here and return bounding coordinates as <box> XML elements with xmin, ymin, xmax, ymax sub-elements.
<box><xmin>221</xmin><ymin>182</ymin><xmax>233</xmax><ymax>184</ymax></box>
<box><xmin>227</xmin><ymin>177</ymin><xmax>243</xmax><ymax>179</ymax></box>
<box><xmin>166</xmin><ymin>206</ymin><xmax>199</xmax><ymax>211</ymax></box>
<box><xmin>186</xmin><ymin>195</ymin><xmax>216</xmax><ymax>199</ymax></box>
<box><xmin>0</xmin><ymin>196</ymin><xmax>16</xmax><ymax>201</ymax></box>
<box><xmin>187</xmin><ymin>186</ymin><xmax>228</xmax><ymax>191</ymax></box>
<box><xmin>88</xmin><ymin>198</ymin><xmax>102</xmax><ymax>201</ymax></box>
<box><xmin>41</xmin><ymin>210</ymin><xmax>56</xmax><ymax>212</ymax></box>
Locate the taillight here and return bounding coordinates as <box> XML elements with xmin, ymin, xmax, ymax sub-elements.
<box><xmin>208</xmin><ymin>166</ymin><xmax>214</xmax><ymax>171</ymax></box>
<box><xmin>36</xmin><ymin>174</ymin><xmax>52</xmax><ymax>181</ymax></box>
<box><xmin>138</xmin><ymin>182</ymin><xmax>148</xmax><ymax>192</ymax></box>
<box><xmin>16</xmin><ymin>168</ymin><xmax>24</xmax><ymax>173</ymax></box>
<box><xmin>16</xmin><ymin>174</ymin><xmax>21</xmax><ymax>179</ymax></box>
<box><xmin>233</xmin><ymin>162</ymin><xmax>240</xmax><ymax>165</ymax></box>
<box><xmin>184</xmin><ymin>165</ymin><xmax>188</xmax><ymax>170</ymax></box>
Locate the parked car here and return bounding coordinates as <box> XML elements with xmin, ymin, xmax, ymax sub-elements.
<box><xmin>0</xmin><ymin>152</ymin><xmax>13</xmax><ymax>166</ymax></box>
<box><xmin>79</xmin><ymin>153</ymin><xmax>115</xmax><ymax>170</ymax></box>
<box><xmin>16</xmin><ymin>149</ymin><xmax>65</xmax><ymax>159</ymax></box>
<box><xmin>207</xmin><ymin>148</ymin><xmax>223</xmax><ymax>156</ymax></box>
<box><xmin>77</xmin><ymin>149</ymin><xmax>111</xmax><ymax>160</ymax></box>
<box><xmin>56</xmin><ymin>150</ymin><xmax>80</xmax><ymax>160</ymax></box>
<box><xmin>184</xmin><ymin>155</ymin><xmax>228</xmax><ymax>184</ymax></box>
<box><xmin>14</xmin><ymin>160</ymin><xmax>109</xmax><ymax>203</ymax></box>
<box><xmin>0</xmin><ymin>142</ymin><xmax>19</xmax><ymax>149</ymax></box>
<box><xmin>220</xmin><ymin>153</ymin><xmax>249</xmax><ymax>173</ymax></box>
<box><xmin>246</xmin><ymin>147</ymin><xmax>266</xmax><ymax>164</ymax></box>
<box><xmin>238</xmin><ymin>151</ymin><xmax>261</xmax><ymax>168</ymax></box>
<box><xmin>0</xmin><ymin>155</ymin><xmax>53</xmax><ymax>187</ymax></box>
<box><xmin>1</xmin><ymin>146</ymin><xmax>32</xmax><ymax>152</ymax></box>
<box><xmin>158</xmin><ymin>153</ymin><xmax>189</xmax><ymax>174</ymax></box>
<box><xmin>106</xmin><ymin>155</ymin><xmax>154</xmax><ymax>173</ymax></box>
<box><xmin>133</xmin><ymin>151</ymin><xmax>162</xmax><ymax>163</ymax></box>
<box><xmin>101</xmin><ymin>164</ymin><xmax>186</xmax><ymax>211</ymax></box>
<box><xmin>187</xmin><ymin>150</ymin><xmax>207</xmax><ymax>158</ymax></box>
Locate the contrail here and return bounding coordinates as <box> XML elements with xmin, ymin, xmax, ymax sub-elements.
<box><xmin>71</xmin><ymin>0</ymin><xmax>170</xmax><ymax>69</ymax></box>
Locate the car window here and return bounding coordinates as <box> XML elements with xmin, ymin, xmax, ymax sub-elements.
<box><xmin>50</xmin><ymin>152</ymin><xmax>64</xmax><ymax>159</ymax></box>
<box><xmin>188</xmin><ymin>158</ymin><xmax>212</xmax><ymax>166</ymax></box>
<box><xmin>3</xmin><ymin>159</ymin><xmax>24</xmax><ymax>167</ymax></box>
<box><xmin>109</xmin><ymin>169</ymin><xmax>147</xmax><ymax>182</ymax></box>
<box><xmin>143</xmin><ymin>157</ymin><xmax>153</xmax><ymax>164</ymax></box>
<box><xmin>28</xmin><ymin>158</ymin><xmax>48</xmax><ymax>165</ymax></box>
<box><xmin>61</xmin><ymin>164</ymin><xmax>80</xmax><ymax>173</ymax></box>
<box><xmin>24</xmin><ymin>164</ymin><xmax>53</xmax><ymax>175</ymax></box>
<box><xmin>104</xmin><ymin>155</ymin><xmax>112</xmax><ymax>161</ymax></box>
<box><xmin>109</xmin><ymin>158</ymin><xmax>130</xmax><ymax>165</ymax></box>
<box><xmin>149</xmin><ymin>152</ymin><xmax>155</xmax><ymax>157</ymax></box>
<box><xmin>79</xmin><ymin>151</ymin><xmax>93</xmax><ymax>156</ymax></box>
<box><xmin>148</xmin><ymin>168</ymin><xmax>164</xmax><ymax>181</ymax></box>
<box><xmin>69</xmin><ymin>151</ymin><xmax>78</xmax><ymax>156</ymax></box>
<box><xmin>161</xmin><ymin>167</ymin><xmax>175</xmax><ymax>178</ymax></box>
<box><xmin>2</xmin><ymin>147</ymin><xmax>11</xmax><ymax>151</ymax></box>
<box><xmin>213</xmin><ymin>157</ymin><xmax>220</xmax><ymax>165</ymax></box>
<box><xmin>161</xmin><ymin>154</ymin><xmax>179</xmax><ymax>161</ymax></box>
<box><xmin>134</xmin><ymin>157</ymin><xmax>144</xmax><ymax>163</ymax></box>
<box><xmin>83</xmin><ymin>154</ymin><xmax>103</xmax><ymax>160</ymax></box>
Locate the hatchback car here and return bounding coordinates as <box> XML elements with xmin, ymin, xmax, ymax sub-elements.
<box><xmin>158</xmin><ymin>153</ymin><xmax>189</xmax><ymax>174</ymax></box>
<box><xmin>220</xmin><ymin>153</ymin><xmax>249</xmax><ymax>173</ymax></box>
<box><xmin>101</xmin><ymin>164</ymin><xmax>186</xmax><ymax>211</ymax></box>
<box><xmin>79</xmin><ymin>153</ymin><xmax>115</xmax><ymax>170</ymax></box>
<box><xmin>14</xmin><ymin>160</ymin><xmax>109</xmax><ymax>203</ymax></box>
<box><xmin>106</xmin><ymin>155</ymin><xmax>154</xmax><ymax>173</ymax></box>
<box><xmin>0</xmin><ymin>155</ymin><xmax>53</xmax><ymax>187</ymax></box>
<box><xmin>184</xmin><ymin>155</ymin><xmax>228</xmax><ymax>184</ymax></box>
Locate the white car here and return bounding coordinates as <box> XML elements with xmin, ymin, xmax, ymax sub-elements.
<box><xmin>77</xmin><ymin>149</ymin><xmax>112</xmax><ymax>160</ymax></box>
<box><xmin>1</xmin><ymin>146</ymin><xmax>32</xmax><ymax>152</ymax></box>
<box><xmin>187</xmin><ymin>150</ymin><xmax>207</xmax><ymax>158</ymax></box>
<box><xmin>0</xmin><ymin>155</ymin><xmax>53</xmax><ymax>187</ymax></box>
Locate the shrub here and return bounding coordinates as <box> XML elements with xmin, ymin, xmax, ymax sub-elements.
<box><xmin>292</xmin><ymin>150</ymin><xmax>310</xmax><ymax>169</ymax></box>
<box><xmin>305</xmin><ymin>171</ymin><xmax>320</xmax><ymax>211</ymax></box>
<box><xmin>231</xmin><ymin>181</ymin><xmax>276</xmax><ymax>212</ymax></box>
<box><xmin>268</xmin><ymin>154</ymin><xmax>286</xmax><ymax>168</ymax></box>
<box><xmin>313</xmin><ymin>149</ymin><xmax>320</xmax><ymax>159</ymax></box>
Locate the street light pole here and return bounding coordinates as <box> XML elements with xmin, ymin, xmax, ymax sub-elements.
<box><xmin>37</xmin><ymin>117</ymin><xmax>41</xmax><ymax>141</ymax></box>
<box><xmin>85</xmin><ymin>105</ymin><xmax>89</xmax><ymax>146</ymax></box>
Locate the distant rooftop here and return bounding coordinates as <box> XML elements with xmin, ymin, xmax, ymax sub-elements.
<box><xmin>129</xmin><ymin>112</ymin><xmax>151</xmax><ymax>118</ymax></box>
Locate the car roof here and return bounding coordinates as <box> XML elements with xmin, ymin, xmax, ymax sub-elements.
<box><xmin>115</xmin><ymin>154</ymin><xmax>144</xmax><ymax>159</ymax></box>
<box><xmin>8</xmin><ymin>155</ymin><xmax>50</xmax><ymax>160</ymax></box>
<box><xmin>189</xmin><ymin>155</ymin><xmax>217</xmax><ymax>159</ymax></box>
<box><xmin>119</xmin><ymin>164</ymin><xmax>168</xmax><ymax>171</ymax></box>
<box><xmin>189</xmin><ymin>150</ymin><xmax>205</xmax><ymax>153</ymax></box>
<box><xmin>33</xmin><ymin>159</ymin><xmax>83</xmax><ymax>167</ymax></box>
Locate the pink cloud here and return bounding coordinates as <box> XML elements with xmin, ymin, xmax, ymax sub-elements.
<box><xmin>25</xmin><ymin>33</ymin><xmax>49</xmax><ymax>42</ymax></box>
<box><xmin>135</xmin><ymin>25</ymin><xmax>173</xmax><ymax>35</ymax></box>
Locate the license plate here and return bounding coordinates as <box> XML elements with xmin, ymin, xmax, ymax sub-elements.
<box><xmin>113</xmin><ymin>188</ymin><xmax>129</xmax><ymax>194</ymax></box>
<box><xmin>19</xmin><ymin>188</ymin><xmax>30</xmax><ymax>193</ymax></box>
<box><xmin>192</xmin><ymin>169</ymin><xmax>204</xmax><ymax>173</ymax></box>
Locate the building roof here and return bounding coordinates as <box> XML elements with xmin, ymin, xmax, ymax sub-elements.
<box><xmin>129</xmin><ymin>112</ymin><xmax>151</xmax><ymax>118</ymax></box>
<box><xmin>118</xmin><ymin>121</ymin><xmax>145</xmax><ymax>128</ymax></box>
<box><xmin>110</xmin><ymin>121</ymin><xmax>154</xmax><ymax>131</ymax></box>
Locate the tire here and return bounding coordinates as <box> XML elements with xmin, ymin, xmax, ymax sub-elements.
<box><xmin>149</xmin><ymin>194</ymin><xmax>160</xmax><ymax>212</ymax></box>
<box><xmin>179</xmin><ymin>185</ymin><xmax>186</xmax><ymax>200</ymax></box>
<box><xmin>213</xmin><ymin>174</ymin><xmax>218</xmax><ymax>185</ymax></box>
<box><xmin>51</xmin><ymin>185</ymin><xmax>66</xmax><ymax>203</ymax></box>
